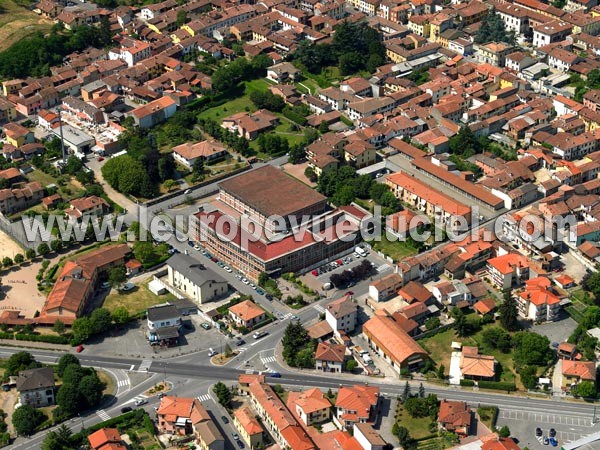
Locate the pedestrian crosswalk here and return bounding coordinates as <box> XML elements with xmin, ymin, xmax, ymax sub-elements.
<box><xmin>281</xmin><ymin>313</ymin><xmax>293</xmax><ymax>320</ymax></box>
<box><xmin>377</xmin><ymin>264</ymin><xmax>391</xmax><ymax>273</ymax></box>
<box><xmin>138</xmin><ymin>360</ymin><xmax>152</xmax><ymax>372</ymax></box>
<box><xmin>313</xmin><ymin>304</ymin><xmax>326</xmax><ymax>313</ymax></box>
<box><xmin>197</xmin><ymin>393</ymin><xmax>211</xmax><ymax>402</ymax></box>
<box><xmin>237</xmin><ymin>347</ymin><xmax>248</xmax><ymax>352</ymax></box>
<box><xmin>117</xmin><ymin>379</ymin><xmax>130</xmax><ymax>388</ymax></box>
<box><xmin>261</xmin><ymin>355</ymin><xmax>276</xmax><ymax>364</ymax></box>
<box><xmin>245</xmin><ymin>369</ymin><xmax>255</xmax><ymax>374</ymax></box>
<box><xmin>97</xmin><ymin>410</ymin><xmax>111</xmax><ymax>421</ymax></box>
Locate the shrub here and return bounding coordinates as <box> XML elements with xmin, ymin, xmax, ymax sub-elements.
<box><xmin>478</xmin><ymin>381</ymin><xmax>516</xmax><ymax>391</ymax></box>
<box><xmin>460</xmin><ymin>379</ymin><xmax>475</xmax><ymax>387</ymax></box>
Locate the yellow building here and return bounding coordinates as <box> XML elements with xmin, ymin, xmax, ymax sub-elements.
<box><xmin>233</xmin><ymin>407</ymin><xmax>264</xmax><ymax>449</ymax></box>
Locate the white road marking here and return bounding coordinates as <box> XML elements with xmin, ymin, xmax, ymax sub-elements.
<box><xmin>97</xmin><ymin>409</ymin><xmax>110</xmax><ymax>421</ymax></box>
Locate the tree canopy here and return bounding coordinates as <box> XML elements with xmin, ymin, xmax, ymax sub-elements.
<box><xmin>12</xmin><ymin>405</ymin><xmax>46</xmax><ymax>436</ymax></box>
<box><xmin>282</xmin><ymin>320</ymin><xmax>315</xmax><ymax>368</ymax></box>
<box><xmin>101</xmin><ymin>155</ymin><xmax>156</xmax><ymax>198</ymax></box>
<box><xmin>475</xmin><ymin>8</ymin><xmax>516</xmax><ymax>45</ymax></box>
<box><xmin>512</xmin><ymin>332</ymin><xmax>554</xmax><ymax>366</ymax></box>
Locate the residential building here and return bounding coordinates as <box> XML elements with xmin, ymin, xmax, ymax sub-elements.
<box><xmin>16</xmin><ymin>367</ymin><xmax>55</xmax><ymax>407</ymax></box>
<box><xmin>315</xmin><ymin>341</ymin><xmax>346</xmax><ymax>373</ymax></box>
<box><xmin>533</xmin><ymin>21</ymin><xmax>572</xmax><ymax>47</ymax></box>
<box><xmin>228</xmin><ymin>300</ymin><xmax>267</xmax><ymax>329</ymax></box>
<box><xmin>369</xmin><ymin>273</ymin><xmax>403</xmax><ymax>302</ymax></box>
<box><xmin>248</xmin><ymin>380</ymin><xmax>316</xmax><ymax>450</ymax></box>
<box><xmin>267</xmin><ymin>62</ymin><xmax>301</xmax><ymax>83</ymax></box>
<box><xmin>166</xmin><ymin>253</ymin><xmax>228</xmax><ymax>304</ymax></box>
<box><xmin>172</xmin><ymin>140</ymin><xmax>228</xmax><ymax>169</ymax></box>
<box><xmin>147</xmin><ymin>303</ymin><xmax>181</xmax><ymax>346</ymax></box>
<box><xmin>288</xmin><ymin>388</ymin><xmax>332</xmax><ymax>426</ymax></box>
<box><xmin>363</xmin><ymin>314</ymin><xmax>428</xmax><ymax>372</ymax></box>
<box><xmin>460</xmin><ymin>346</ymin><xmax>496</xmax><ymax>381</ymax></box>
<box><xmin>517</xmin><ymin>281</ymin><xmax>561</xmax><ymax>322</ymax></box>
<box><xmin>233</xmin><ymin>407</ymin><xmax>263</xmax><ymax>449</ymax></box>
<box><xmin>3</xmin><ymin>123</ymin><xmax>34</xmax><ymax>147</ymax></box>
<box><xmin>475</xmin><ymin>42</ymin><xmax>513</xmax><ymax>67</ymax></box>
<box><xmin>65</xmin><ymin>196</ymin><xmax>109</xmax><ymax>223</ymax></box>
<box><xmin>325</xmin><ymin>294</ymin><xmax>358</xmax><ymax>336</ymax></box>
<box><xmin>562</xmin><ymin>360</ymin><xmax>596</xmax><ymax>390</ymax></box>
<box><xmin>438</xmin><ymin>401</ymin><xmax>472</xmax><ymax>436</ymax></box>
<box><xmin>386</xmin><ymin>171</ymin><xmax>472</xmax><ymax>227</ymax></box>
<box><xmin>222</xmin><ymin>110</ymin><xmax>279</xmax><ymax>140</ymax></box>
<box><xmin>131</xmin><ymin>96</ymin><xmax>177</xmax><ymax>128</ymax></box>
<box><xmin>157</xmin><ymin>396</ymin><xmax>211</xmax><ymax>435</ymax></box>
<box><xmin>486</xmin><ymin>253</ymin><xmax>530</xmax><ymax>289</ymax></box>
<box><xmin>61</xmin><ymin>96</ymin><xmax>105</xmax><ymax>125</ymax></box>
<box><xmin>335</xmin><ymin>384</ymin><xmax>379</xmax><ymax>429</ymax></box>
<box><xmin>0</xmin><ymin>181</ymin><xmax>44</xmax><ymax>215</ymax></box>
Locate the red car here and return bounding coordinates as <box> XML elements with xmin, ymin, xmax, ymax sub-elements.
<box><xmin>346</xmin><ymin>291</ymin><xmax>354</xmax><ymax>296</ymax></box>
<box><xmin>97</xmin><ymin>157</ymin><xmax>104</xmax><ymax>161</ymax></box>
<box><xmin>76</xmin><ymin>345</ymin><xmax>84</xmax><ymax>353</ymax></box>
<box><xmin>311</xmin><ymin>270</ymin><xmax>319</xmax><ymax>276</ymax></box>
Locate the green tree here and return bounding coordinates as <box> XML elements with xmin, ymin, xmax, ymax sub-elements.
<box><xmin>57</xmin><ymin>354</ymin><xmax>80</xmax><ymax>377</ymax></box>
<box><xmin>5</xmin><ymin>351</ymin><xmax>40</xmax><ymax>376</ymax></box>
<box><xmin>418</xmin><ymin>383</ymin><xmax>425</xmax><ymax>398</ymax></box>
<box><xmin>42</xmin><ymin>424</ymin><xmax>73</xmax><ymax>450</ymax></box>
<box><xmin>12</xmin><ymin>405</ymin><xmax>46</xmax><ymax>436</ymax></box>
<box><xmin>213</xmin><ymin>382</ymin><xmax>232</xmax><ymax>407</ymax></box>
<box><xmin>512</xmin><ymin>332</ymin><xmax>553</xmax><ymax>366</ymax></box>
<box><xmin>318</xmin><ymin>121</ymin><xmax>329</xmax><ymax>134</ymax></box>
<box><xmin>520</xmin><ymin>365</ymin><xmax>538</xmax><ymax>390</ymax></box>
<box><xmin>111</xmin><ymin>306</ymin><xmax>130</xmax><ymax>325</ymax></box>
<box><xmin>79</xmin><ymin>373</ymin><xmax>104</xmax><ymax>407</ymax></box>
<box><xmin>90</xmin><ymin>308</ymin><xmax>112</xmax><ymax>335</ymax></box>
<box><xmin>304</xmin><ymin>166</ymin><xmax>316</xmax><ymax>182</ymax></box>
<box><xmin>52</xmin><ymin>320</ymin><xmax>66</xmax><ymax>335</ymax></box>
<box><xmin>498</xmin><ymin>426</ymin><xmax>511</xmax><ymax>438</ymax></box>
<box><xmin>61</xmin><ymin>364</ymin><xmax>86</xmax><ymax>386</ymax></box>
<box><xmin>64</xmin><ymin>156</ymin><xmax>83</xmax><ymax>175</ymax></box>
<box><xmin>50</xmin><ymin>239</ymin><xmax>62</xmax><ymax>253</ymax></box>
<box><xmin>56</xmin><ymin>383</ymin><xmax>82</xmax><ymax>415</ymax></box>
<box><xmin>454</xmin><ymin>310</ymin><xmax>469</xmax><ymax>337</ymax></box>
<box><xmin>37</xmin><ymin>243</ymin><xmax>50</xmax><ymax>257</ymax></box>
<box><xmin>475</xmin><ymin>7</ymin><xmax>514</xmax><ymax>45</ymax></box>
<box><xmin>394</xmin><ymin>425</ymin><xmax>416</xmax><ymax>450</ymax></box>
<box><xmin>401</xmin><ymin>381</ymin><xmax>411</xmax><ymax>403</ymax></box>
<box><xmin>437</xmin><ymin>364</ymin><xmax>445</xmax><ymax>379</ymax></box>
<box><xmin>163</xmin><ymin>179</ymin><xmax>177</xmax><ymax>192</ymax></box>
<box><xmin>1</xmin><ymin>257</ymin><xmax>12</xmax><ymax>268</ymax></box>
<box><xmin>425</xmin><ymin>317</ymin><xmax>440</xmax><ymax>330</ymax></box>
<box><xmin>345</xmin><ymin>359</ymin><xmax>358</xmax><ymax>371</ymax></box>
<box><xmin>481</xmin><ymin>327</ymin><xmax>513</xmax><ymax>353</ymax></box>
<box><xmin>572</xmin><ymin>381</ymin><xmax>597</xmax><ymax>399</ymax></box>
<box><xmin>282</xmin><ymin>320</ymin><xmax>312</xmax><ymax>367</ymax></box>
<box><xmin>14</xmin><ymin>253</ymin><xmax>24</xmax><ymax>264</ymax></box>
<box><xmin>71</xmin><ymin>316</ymin><xmax>92</xmax><ymax>343</ymax></box>
<box><xmin>108</xmin><ymin>266</ymin><xmax>127</xmax><ymax>288</ymax></box>
<box><xmin>133</xmin><ymin>241</ymin><xmax>157</xmax><ymax>265</ymax></box>
<box><xmin>25</xmin><ymin>248</ymin><xmax>36</xmax><ymax>260</ymax></box>
<box><xmin>101</xmin><ymin>155</ymin><xmax>156</xmax><ymax>198</ymax></box>
<box><xmin>499</xmin><ymin>290</ymin><xmax>519</xmax><ymax>332</ymax></box>
<box><xmin>176</xmin><ymin>10</ymin><xmax>188</xmax><ymax>26</ymax></box>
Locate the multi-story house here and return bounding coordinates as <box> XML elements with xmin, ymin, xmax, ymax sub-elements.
<box><xmin>228</xmin><ymin>300</ymin><xmax>267</xmax><ymax>329</ymax></box>
<box><xmin>369</xmin><ymin>273</ymin><xmax>403</xmax><ymax>302</ymax></box>
<box><xmin>334</xmin><ymin>385</ymin><xmax>379</xmax><ymax>429</ymax></box>
<box><xmin>516</xmin><ymin>280</ymin><xmax>561</xmax><ymax>322</ymax></box>
<box><xmin>315</xmin><ymin>342</ymin><xmax>346</xmax><ymax>373</ymax></box>
<box><xmin>533</xmin><ymin>20</ymin><xmax>572</xmax><ymax>47</ymax></box>
<box><xmin>16</xmin><ymin>367</ymin><xmax>55</xmax><ymax>407</ymax></box>
<box><xmin>166</xmin><ymin>254</ymin><xmax>228</xmax><ymax>304</ymax></box>
<box><xmin>233</xmin><ymin>407</ymin><xmax>263</xmax><ymax>449</ymax></box>
<box><xmin>147</xmin><ymin>303</ymin><xmax>181</xmax><ymax>346</ymax></box>
<box><xmin>65</xmin><ymin>196</ymin><xmax>109</xmax><ymax>223</ymax></box>
<box><xmin>0</xmin><ymin>181</ymin><xmax>44</xmax><ymax>216</ymax></box>
<box><xmin>325</xmin><ymin>295</ymin><xmax>358</xmax><ymax>335</ymax></box>
<box><xmin>486</xmin><ymin>253</ymin><xmax>530</xmax><ymax>289</ymax></box>
<box><xmin>288</xmin><ymin>388</ymin><xmax>332</xmax><ymax>426</ymax></box>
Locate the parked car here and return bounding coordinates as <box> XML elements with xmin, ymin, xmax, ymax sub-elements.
<box><xmin>120</xmin><ymin>282</ymin><xmax>135</xmax><ymax>292</ymax></box>
<box><xmin>210</xmin><ymin>257</ymin><xmax>218</xmax><ymax>262</ymax></box>
<box><xmin>76</xmin><ymin>345</ymin><xmax>84</xmax><ymax>353</ymax></box>
<box><xmin>543</xmin><ymin>437</ymin><xmax>549</xmax><ymax>446</ymax></box>
<box><xmin>121</xmin><ymin>406</ymin><xmax>132</xmax><ymax>413</ymax></box>
<box><xmin>256</xmin><ymin>288</ymin><xmax>265</xmax><ymax>295</ymax></box>
<box><xmin>312</xmin><ymin>270</ymin><xmax>319</xmax><ymax>276</ymax></box>
<box><xmin>265</xmin><ymin>294</ymin><xmax>273</xmax><ymax>301</ymax></box>
<box><xmin>253</xmin><ymin>331</ymin><xmax>267</xmax><ymax>339</ymax></box>
<box><xmin>549</xmin><ymin>429</ymin><xmax>556</xmax><ymax>438</ymax></box>
<box><xmin>221</xmin><ymin>415</ymin><xmax>229</xmax><ymax>424</ymax></box>
<box><xmin>549</xmin><ymin>438</ymin><xmax>558</xmax><ymax>447</ymax></box>
<box><xmin>242</xmin><ymin>278</ymin><xmax>250</xmax><ymax>285</ymax></box>
<box><xmin>236</xmin><ymin>338</ymin><xmax>245</xmax><ymax>346</ymax></box>
<box><xmin>201</xmin><ymin>322</ymin><xmax>212</xmax><ymax>330</ymax></box>
<box><xmin>224</xmin><ymin>266</ymin><xmax>232</xmax><ymax>273</ymax></box>
<box><xmin>135</xmin><ymin>399</ymin><xmax>147</xmax><ymax>406</ymax></box>
<box><xmin>101</xmin><ymin>281</ymin><xmax>111</xmax><ymax>289</ymax></box>
<box><xmin>237</xmin><ymin>440</ymin><xmax>245</xmax><ymax>449</ymax></box>
<box><xmin>269</xmin><ymin>372</ymin><xmax>282</xmax><ymax>378</ymax></box>
<box><xmin>208</xmin><ymin>348</ymin><xmax>217</xmax><ymax>357</ymax></box>
<box><xmin>536</xmin><ymin>428</ymin><xmax>543</xmax><ymax>437</ymax></box>
<box><xmin>232</xmin><ymin>433</ymin><xmax>240</xmax><ymax>441</ymax></box>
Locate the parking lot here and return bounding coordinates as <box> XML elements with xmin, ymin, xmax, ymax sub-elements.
<box><xmin>496</xmin><ymin>408</ymin><xmax>600</xmax><ymax>449</ymax></box>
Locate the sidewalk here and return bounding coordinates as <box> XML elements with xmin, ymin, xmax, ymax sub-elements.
<box><xmin>0</xmin><ymin>338</ymin><xmax>71</xmax><ymax>352</ymax></box>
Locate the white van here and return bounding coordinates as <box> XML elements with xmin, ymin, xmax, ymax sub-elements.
<box><xmin>354</xmin><ymin>246</ymin><xmax>367</xmax><ymax>257</ymax></box>
<box><xmin>323</xmin><ymin>282</ymin><xmax>333</xmax><ymax>290</ymax></box>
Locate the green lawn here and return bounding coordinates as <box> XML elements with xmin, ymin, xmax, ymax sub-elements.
<box><xmin>395</xmin><ymin>403</ymin><xmax>434</xmax><ymax>439</ymax></box>
<box><xmin>369</xmin><ymin>234</ymin><xmax>418</xmax><ymax>262</ymax></box>
<box><xmin>103</xmin><ymin>281</ymin><xmax>177</xmax><ymax>315</ymax></box>
<box><xmin>420</xmin><ymin>320</ymin><xmax>519</xmax><ymax>387</ymax></box>
<box><xmin>572</xmin><ymin>289</ymin><xmax>594</xmax><ymax>305</ymax></box>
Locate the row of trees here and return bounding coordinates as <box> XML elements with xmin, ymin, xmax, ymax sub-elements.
<box><xmin>197</xmin><ymin>117</ymin><xmax>253</xmax><ymax>157</ymax></box>
<box><xmin>329</xmin><ymin>260</ymin><xmax>374</xmax><ymax>288</ymax></box>
<box><xmin>70</xmin><ymin>307</ymin><xmax>128</xmax><ymax>345</ymax></box>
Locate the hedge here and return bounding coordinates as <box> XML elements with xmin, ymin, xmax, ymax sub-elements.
<box><xmin>282</xmin><ymin>108</ymin><xmax>307</xmax><ymax>126</ymax></box>
<box><xmin>478</xmin><ymin>381</ymin><xmax>516</xmax><ymax>391</ymax></box>
<box><xmin>477</xmin><ymin>406</ymin><xmax>499</xmax><ymax>429</ymax></box>
<box><xmin>460</xmin><ymin>379</ymin><xmax>475</xmax><ymax>387</ymax></box>
<box><xmin>0</xmin><ymin>332</ymin><xmax>13</xmax><ymax>340</ymax></box>
<box><xmin>15</xmin><ymin>334</ymin><xmax>69</xmax><ymax>344</ymax></box>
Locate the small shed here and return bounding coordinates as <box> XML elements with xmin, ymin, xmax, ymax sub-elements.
<box><xmin>148</xmin><ymin>278</ymin><xmax>166</xmax><ymax>295</ymax></box>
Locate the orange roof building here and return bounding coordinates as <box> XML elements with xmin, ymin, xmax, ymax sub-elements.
<box><xmin>315</xmin><ymin>342</ymin><xmax>346</xmax><ymax>373</ymax></box>
<box><xmin>335</xmin><ymin>385</ymin><xmax>379</xmax><ymax>429</ymax></box>
<box><xmin>287</xmin><ymin>388</ymin><xmax>332</xmax><ymax>426</ymax></box>
<box><xmin>438</xmin><ymin>400</ymin><xmax>472</xmax><ymax>436</ymax></box>
<box><xmin>460</xmin><ymin>346</ymin><xmax>496</xmax><ymax>380</ymax></box>
<box><xmin>233</xmin><ymin>407</ymin><xmax>264</xmax><ymax>448</ymax></box>
<box><xmin>157</xmin><ymin>396</ymin><xmax>211</xmax><ymax>435</ymax></box>
<box><xmin>486</xmin><ymin>253</ymin><xmax>530</xmax><ymax>289</ymax></box>
<box><xmin>362</xmin><ymin>315</ymin><xmax>428</xmax><ymax>371</ymax></box>
<box><xmin>228</xmin><ymin>300</ymin><xmax>267</xmax><ymax>329</ymax></box>
<box><xmin>88</xmin><ymin>428</ymin><xmax>125</xmax><ymax>450</ymax></box>
<box><xmin>517</xmin><ymin>283</ymin><xmax>561</xmax><ymax>322</ymax></box>
<box><xmin>562</xmin><ymin>360</ymin><xmax>596</xmax><ymax>385</ymax></box>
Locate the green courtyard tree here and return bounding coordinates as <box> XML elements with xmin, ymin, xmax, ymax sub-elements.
<box><xmin>14</xmin><ymin>253</ymin><xmax>24</xmax><ymax>264</ymax></box>
<box><xmin>25</xmin><ymin>248</ymin><xmax>36</xmax><ymax>260</ymax></box>
<box><xmin>111</xmin><ymin>306</ymin><xmax>130</xmax><ymax>325</ymax></box>
<box><xmin>57</xmin><ymin>354</ymin><xmax>80</xmax><ymax>377</ymax></box>
<box><xmin>498</xmin><ymin>426</ymin><xmax>511</xmax><ymax>438</ymax></box>
<box><xmin>572</xmin><ymin>381</ymin><xmax>597</xmax><ymax>399</ymax></box>
<box><xmin>108</xmin><ymin>266</ymin><xmax>127</xmax><ymax>288</ymax></box>
<box><xmin>512</xmin><ymin>332</ymin><xmax>553</xmax><ymax>366</ymax></box>
<box><xmin>6</xmin><ymin>351</ymin><xmax>40</xmax><ymax>376</ymax></box>
<box><xmin>52</xmin><ymin>320</ymin><xmax>66</xmax><ymax>335</ymax></box>
<box><xmin>37</xmin><ymin>243</ymin><xmax>50</xmax><ymax>257</ymax></box>
<box><xmin>90</xmin><ymin>308</ymin><xmax>112</xmax><ymax>335</ymax></box>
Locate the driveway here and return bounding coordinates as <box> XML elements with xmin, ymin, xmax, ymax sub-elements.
<box><xmin>552</xmin><ymin>360</ymin><xmax>563</xmax><ymax>396</ymax></box>
<box><xmin>532</xmin><ymin>317</ymin><xmax>577</xmax><ymax>345</ymax></box>
<box><xmin>449</xmin><ymin>351</ymin><xmax>462</xmax><ymax>385</ymax></box>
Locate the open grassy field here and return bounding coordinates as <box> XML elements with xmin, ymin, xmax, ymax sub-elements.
<box><xmin>0</xmin><ymin>0</ymin><xmax>53</xmax><ymax>53</ymax></box>
<box><xmin>369</xmin><ymin>234</ymin><xmax>418</xmax><ymax>262</ymax></box>
<box><xmin>103</xmin><ymin>281</ymin><xmax>177</xmax><ymax>315</ymax></box>
<box><xmin>395</xmin><ymin>403</ymin><xmax>434</xmax><ymax>439</ymax></box>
